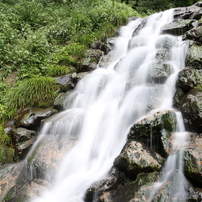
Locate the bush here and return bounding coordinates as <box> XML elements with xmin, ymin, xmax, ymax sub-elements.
<box><xmin>6</xmin><ymin>76</ymin><xmax>59</xmax><ymax>110</ymax></box>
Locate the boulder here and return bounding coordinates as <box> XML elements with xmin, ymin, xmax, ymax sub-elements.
<box><xmin>161</xmin><ymin>19</ymin><xmax>194</xmax><ymax>36</ymax></box>
<box><xmin>148</xmin><ymin>170</ymin><xmax>202</xmax><ymax>202</ymax></box>
<box><xmin>185</xmin><ymin>41</ymin><xmax>202</xmax><ymax>68</ymax></box>
<box><xmin>176</xmin><ymin>67</ymin><xmax>202</xmax><ymax>93</ymax></box>
<box><xmin>149</xmin><ymin>61</ymin><xmax>173</xmax><ymax>83</ymax></box>
<box><xmin>180</xmin><ymin>88</ymin><xmax>202</xmax><ymax>133</ymax></box>
<box><xmin>98</xmin><ymin>172</ymin><xmax>159</xmax><ymax>202</ymax></box>
<box><xmin>13</xmin><ymin>127</ymin><xmax>37</xmax><ymax>143</ymax></box>
<box><xmin>128</xmin><ymin>109</ymin><xmax>177</xmax><ymax>156</ymax></box>
<box><xmin>173</xmin><ymin>6</ymin><xmax>201</xmax><ymax>20</ymax></box>
<box><xmin>184</xmin><ymin>133</ymin><xmax>202</xmax><ymax>187</ymax></box>
<box><xmin>184</xmin><ymin>26</ymin><xmax>202</xmax><ymax>44</ymax></box>
<box><xmin>0</xmin><ymin>162</ymin><xmax>24</xmax><ymax>201</ymax></box>
<box><xmin>15</xmin><ymin>107</ymin><xmax>58</xmax><ymax>130</ymax></box>
<box><xmin>114</xmin><ymin>140</ymin><xmax>164</xmax><ymax>180</ymax></box>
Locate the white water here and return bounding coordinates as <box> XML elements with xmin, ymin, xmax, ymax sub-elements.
<box><xmin>31</xmin><ymin>9</ymin><xmax>188</xmax><ymax>202</ymax></box>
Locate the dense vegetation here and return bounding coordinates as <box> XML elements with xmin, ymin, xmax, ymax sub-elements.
<box><xmin>122</xmin><ymin>0</ymin><xmax>198</xmax><ymax>14</ymax></box>
<box><xmin>0</xmin><ymin>0</ymin><xmax>137</xmax><ymax>163</ymax></box>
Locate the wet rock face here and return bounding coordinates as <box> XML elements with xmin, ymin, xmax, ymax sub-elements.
<box><xmin>15</xmin><ymin>107</ymin><xmax>58</xmax><ymax>130</ymax></box>
<box><xmin>128</xmin><ymin>109</ymin><xmax>176</xmax><ymax>156</ymax></box>
<box><xmin>161</xmin><ymin>19</ymin><xmax>195</xmax><ymax>36</ymax></box>
<box><xmin>184</xmin><ymin>133</ymin><xmax>202</xmax><ymax>187</ymax></box>
<box><xmin>114</xmin><ymin>140</ymin><xmax>164</xmax><ymax>180</ymax></box>
<box><xmin>180</xmin><ymin>88</ymin><xmax>202</xmax><ymax>133</ymax></box>
<box><xmin>185</xmin><ymin>41</ymin><xmax>202</xmax><ymax>68</ymax></box>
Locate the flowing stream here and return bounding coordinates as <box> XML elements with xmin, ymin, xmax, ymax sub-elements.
<box><xmin>31</xmin><ymin>9</ymin><xmax>188</xmax><ymax>202</ymax></box>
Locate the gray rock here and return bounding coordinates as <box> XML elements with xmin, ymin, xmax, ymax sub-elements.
<box><xmin>180</xmin><ymin>88</ymin><xmax>202</xmax><ymax>133</ymax></box>
<box><xmin>0</xmin><ymin>162</ymin><xmax>24</xmax><ymax>201</ymax></box>
<box><xmin>149</xmin><ymin>61</ymin><xmax>173</xmax><ymax>83</ymax></box>
<box><xmin>184</xmin><ymin>133</ymin><xmax>202</xmax><ymax>187</ymax></box>
<box><xmin>186</xmin><ymin>40</ymin><xmax>202</xmax><ymax>68</ymax></box>
<box><xmin>15</xmin><ymin>107</ymin><xmax>58</xmax><ymax>130</ymax></box>
<box><xmin>161</xmin><ymin>19</ymin><xmax>194</xmax><ymax>36</ymax></box>
<box><xmin>14</xmin><ymin>127</ymin><xmax>37</xmax><ymax>143</ymax></box>
<box><xmin>128</xmin><ymin>109</ymin><xmax>176</xmax><ymax>156</ymax></box>
<box><xmin>114</xmin><ymin>140</ymin><xmax>164</xmax><ymax>180</ymax></box>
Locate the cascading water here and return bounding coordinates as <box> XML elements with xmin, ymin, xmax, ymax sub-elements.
<box><xmin>30</xmin><ymin>9</ymin><xmax>189</xmax><ymax>202</ymax></box>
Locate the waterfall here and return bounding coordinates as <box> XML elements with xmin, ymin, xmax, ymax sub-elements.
<box><xmin>30</xmin><ymin>9</ymin><xmax>188</xmax><ymax>202</ymax></box>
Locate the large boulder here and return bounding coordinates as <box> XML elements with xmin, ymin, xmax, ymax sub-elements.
<box><xmin>176</xmin><ymin>67</ymin><xmax>202</xmax><ymax>93</ymax></box>
<box><xmin>15</xmin><ymin>107</ymin><xmax>58</xmax><ymax>130</ymax></box>
<box><xmin>114</xmin><ymin>140</ymin><xmax>164</xmax><ymax>180</ymax></box>
<box><xmin>180</xmin><ymin>88</ymin><xmax>202</xmax><ymax>133</ymax></box>
<box><xmin>184</xmin><ymin>133</ymin><xmax>202</xmax><ymax>187</ymax></box>
<box><xmin>0</xmin><ymin>162</ymin><xmax>24</xmax><ymax>201</ymax></box>
<box><xmin>128</xmin><ymin>109</ymin><xmax>177</xmax><ymax>156</ymax></box>
<box><xmin>149</xmin><ymin>61</ymin><xmax>173</xmax><ymax>83</ymax></box>
<box><xmin>184</xmin><ymin>26</ymin><xmax>202</xmax><ymax>44</ymax></box>
<box><xmin>173</xmin><ymin>67</ymin><xmax>202</xmax><ymax>108</ymax></box>
<box><xmin>161</xmin><ymin>19</ymin><xmax>194</xmax><ymax>36</ymax></box>
<box><xmin>185</xmin><ymin>41</ymin><xmax>202</xmax><ymax>68</ymax></box>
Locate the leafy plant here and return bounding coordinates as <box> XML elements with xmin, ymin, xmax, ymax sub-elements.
<box><xmin>6</xmin><ymin>76</ymin><xmax>59</xmax><ymax>110</ymax></box>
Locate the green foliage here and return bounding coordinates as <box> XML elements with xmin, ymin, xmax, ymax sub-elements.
<box><xmin>44</xmin><ymin>64</ymin><xmax>75</xmax><ymax>77</ymax></box>
<box><xmin>6</xmin><ymin>76</ymin><xmax>58</xmax><ymax>110</ymax></box>
<box><xmin>0</xmin><ymin>125</ymin><xmax>14</xmax><ymax>164</ymax></box>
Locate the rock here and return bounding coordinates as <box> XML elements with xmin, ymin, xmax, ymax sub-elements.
<box><xmin>176</xmin><ymin>67</ymin><xmax>202</xmax><ymax>93</ymax></box>
<box><xmin>184</xmin><ymin>26</ymin><xmax>202</xmax><ymax>44</ymax></box>
<box><xmin>27</xmin><ymin>134</ymin><xmax>76</xmax><ymax>180</ymax></box>
<box><xmin>161</xmin><ymin>19</ymin><xmax>194</xmax><ymax>36</ymax></box>
<box><xmin>173</xmin><ymin>6</ymin><xmax>201</xmax><ymax>20</ymax></box>
<box><xmin>9</xmin><ymin>179</ymin><xmax>49</xmax><ymax>202</ymax></box>
<box><xmin>128</xmin><ymin>109</ymin><xmax>177</xmax><ymax>156</ymax></box>
<box><xmin>0</xmin><ymin>162</ymin><xmax>24</xmax><ymax>201</ymax></box>
<box><xmin>54</xmin><ymin>91</ymin><xmax>70</xmax><ymax>111</ymax></box>
<box><xmin>79</xmin><ymin>49</ymin><xmax>103</xmax><ymax>72</ymax></box>
<box><xmin>184</xmin><ymin>133</ymin><xmax>202</xmax><ymax>187</ymax></box>
<box><xmin>54</xmin><ymin>74</ymin><xmax>75</xmax><ymax>92</ymax></box>
<box><xmin>98</xmin><ymin>172</ymin><xmax>159</xmax><ymax>202</ymax></box>
<box><xmin>186</xmin><ymin>41</ymin><xmax>202</xmax><ymax>68</ymax></box>
<box><xmin>17</xmin><ymin>136</ymin><xmax>36</xmax><ymax>159</ymax></box>
<box><xmin>114</xmin><ymin>140</ymin><xmax>164</xmax><ymax>180</ymax></box>
<box><xmin>15</xmin><ymin>107</ymin><xmax>58</xmax><ymax>130</ymax></box>
<box><xmin>91</xmin><ymin>41</ymin><xmax>110</xmax><ymax>55</ymax></box>
<box><xmin>156</xmin><ymin>35</ymin><xmax>176</xmax><ymax>49</ymax></box>
<box><xmin>149</xmin><ymin>170</ymin><xmax>202</xmax><ymax>202</ymax></box>
<box><xmin>149</xmin><ymin>61</ymin><xmax>173</xmax><ymax>83</ymax></box>
<box><xmin>13</xmin><ymin>127</ymin><xmax>37</xmax><ymax>143</ymax></box>
<box><xmin>173</xmin><ymin>88</ymin><xmax>186</xmax><ymax>109</ymax></box>
<box><xmin>180</xmin><ymin>88</ymin><xmax>202</xmax><ymax>133</ymax></box>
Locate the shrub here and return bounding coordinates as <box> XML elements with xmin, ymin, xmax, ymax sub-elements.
<box><xmin>6</xmin><ymin>76</ymin><xmax>59</xmax><ymax>110</ymax></box>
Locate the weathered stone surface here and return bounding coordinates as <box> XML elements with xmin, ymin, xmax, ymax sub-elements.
<box><xmin>54</xmin><ymin>91</ymin><xmax>70</xmax><ymax>111</ymax></box>
<box><xmin>10</xmin><ymin>179</ymin><xmax>49</xmax><ymax>202</ymax></box>
<box><xmin>174</xmin><ymin>6</ymin><xmax>201</xmax><ymax>20</ymax></box>
<box><xmin>149</xmin><ymin>170</ymin><xmax>202</xmax><ymax>202</ymax></box>
<box><xmin>91</xmin><ymin>41</ymin><xmax>110</xmax><ymax>54</ymax></box>
<box><xmin>114</xmin><ymin>140</ymin><xmax>163</xmax><ymax>180</ymax></box>
<box><xmin>15</xmin><ymin>107</ymin><xmax>58</xmax><ymax>130</ymax></box>
<box><xmin>27</xmin><ymin>134</ymin><xmax>76</xmax><ymax>180</ymax></box>
<box><xmin>186</xmin><ymin>41</ymin><xmax>202</xmax><ymax>68</ymax></box>
<box><xmin>14</xmin><ymin>127</ymin><xmax>37</xmax><ymax>143</ymax></box>
<box><xmin>176</xmin><ymin>67</ymin><xmax>202</xmax><ymax>93</ymax></box>
<box><xmin>98</xmin><ymin>172</ymin><xmax>159</xmax><ymax>202</ymax></box>
<box><xmin>128</xmin><ymin>109</ymin><xmax>176</xmax><ymax>156</ymax></box>
<box><xmin>17</xmin><ymin>136</ymin><xmax>37</xmax><ymax>159</ymax></box>
<box><xmin>0</xmin><ymin>162</ymin><xmax>24</xmax><ymax>201</ymax></box>
<box><xmin>161</xmin><ymin>19</ymin><xmax>194</xmax><ymax>36</ymax></box>
<box><xmin>184</xmin><ymin>133</ymin><xmax>202</xmax><ymax>187</ymax></box>
<box><xmin>184</xmin><ymin>26</ymin><xmax>202</xmax><ymax>43</ymax></box>
<box><xmin>149</xmin><ymin>62</ymin><xmax>173</xmax><ymax>83</ymax></box>
<box><xmin>180</xmin><ymin>88</ymin><xmax>202</xmax><ymax>133</ymax></box>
